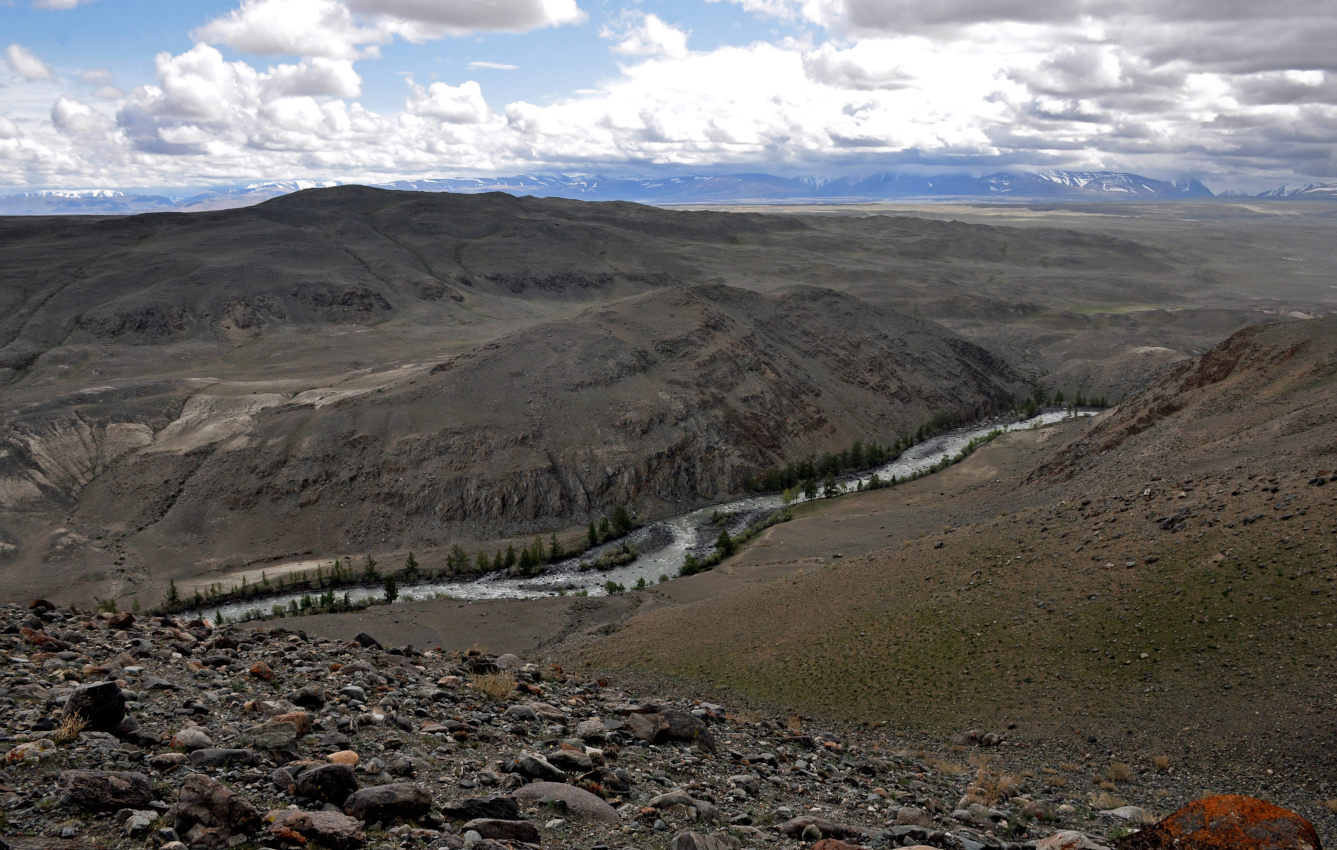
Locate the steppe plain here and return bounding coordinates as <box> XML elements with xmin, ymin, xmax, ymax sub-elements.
<box><xmin>1</xmin><ymin>192</ymin><xmax>1335</xmax><ymax>843</ymax></box>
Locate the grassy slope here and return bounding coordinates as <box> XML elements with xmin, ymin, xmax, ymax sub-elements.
<box><xmin>561</xmin><ymin>319</ymin><xmax>1337</xmax><ymax>790</ymax></box>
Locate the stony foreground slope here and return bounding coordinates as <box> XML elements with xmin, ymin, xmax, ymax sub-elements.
<box><xmin>559</xmin><ymin>316</ymin><xmax>1337</xmax><ymax>805</ymax></box>
<box><xmin>1</xmin><ymin>602</ymin><xmax>1327</xmax><ymax>849</ymax></box>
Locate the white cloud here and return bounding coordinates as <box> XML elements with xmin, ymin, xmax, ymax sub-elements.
<box><xmin>345</xmin><ymin>0</ymin><xmax>585</xmax><ymax>34</ymax></box>
<box><xmin>79</xmin><ymin>68</ymin><xmax>124</xmax><ymax>99</ymax></box>
<box><xmin>6</xmin><ymin>44</ymin><xmax>55</xmax><ymax>81</ymax></box>
<box><xmin>0</xmin><ymin>115</ymin><xmax>20</xmax><ymax>139</ymax></box>
<box><xmin>196</xmin><ymin>0</ymin><xmax>391</xmax><ymax>60</ymax></box>
<box><xmin>263</xmin><ymin>58</ymin><xmax>362</xmax><ymax>98</ymax></box>
<box><xmin>605</xmin><ymin>13</ymin><xmax>689</xmax><ymax>59</ymax></box>
<box><xmin>468</xmin><ymin>61</ymin><xmax>519</xmax><ymax>71</ymax></box>
<box><xmin>51</xmin><ymin>95</ymin><xmax>114</xmax><ymax>134</ymax></box>
<box><xmin>405</xmin><ymin>79</ymin><xmax>490</xmax><ymax>123</ymax></box>
<box><xmin>33</xmin><ymin>0</ymin><xmax>97</xmax><ymax>8</ymax></box>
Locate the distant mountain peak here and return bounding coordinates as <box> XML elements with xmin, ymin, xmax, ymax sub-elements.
<box><xmin>0</xmin><ymin>168</ymin><xmax>1222</xmax><ymax>215</ymax></box>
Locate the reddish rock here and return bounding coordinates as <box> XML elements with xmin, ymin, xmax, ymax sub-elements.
<box><xmin>273</xmin><ymin>711</ymin><xmax>312</xmax><ymax>736</ymax></box>
<box><xmin>249</xmin><ymin>661</ymin><xmax>275</xmax><ymax>681</ymax></box>
<box><xmin>108</xmin><ymin>611</ymin><xmax>135</xmax><ymax>630</ymax></box>
<box><xmin>1114</xmin><ymin>795</ymin><xmax>1321</xmax><ymax>850</ymax></box>
<box><xmin>172</xmin><ymin>773</ymin><xmax>263</xmax><ymax>848</ymax></box>
<box><xmin>20</xmin><ymin>627</ymin><xmax>67</xmax><ymax>651</ymax></box>
<box><xmin>267</xmin><ymin>809</ymin><xmax>367</xmax><ymax>849</ymax></box>
<box><xmin>812</xmin><ymin>840</ymin><xmax>871</xmax><ymax>850</ymax></box>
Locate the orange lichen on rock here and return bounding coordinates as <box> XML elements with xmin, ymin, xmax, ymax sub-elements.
<box><xmin>1115</xmin><ymin>795</ymin><xmax>1322</xmax><ymax>850</ymax></box>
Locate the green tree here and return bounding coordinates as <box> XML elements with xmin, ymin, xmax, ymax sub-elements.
<box><xmin>518</xmin><ymin>546</ymin><xmax>537</xmax><ymax>573</ymax></box>
<box><xmin>362</xmin><ymin>554</ymin><xmax>378</xmax><ymax>582</ymax></box>
<box><xmin>477</xmin><ymin>551</ymin><xmax>491</xmax><ymax>572</ymax></box>
<box><xmin>803</xmin><ymin>478</ymin><xmax>818</xmax><ymax>501</ymax></box>
<box><xmin>612</xmin><ymin>504</ymin><xmax>634</xmax><ymax>535</ymax></box>
<box><xmin>503</xmin><ymin>546</ymin><xmax>517</xmax><ymax>568</ymax></box>
<box><xmin>715</xmin><ymin>528</ymin><xmax>735</xmax><ymax>559</ymax></box>
<box><xmin>165</xmin><ymin>578</ymin><xmax>180</xmax><ymax>607</ymax></box>
<box><xmin>446</xmin><ymin>544</ymin><xmax>469</xmax><ymax>572</ymax></box>
<box><xmin>403</xmin><ymin>552</ymin><xmax>419</xmax><ymax>581</ymax></box>
<box><xmin>549</xmin><ymin>534</ymin><xmax>563</xmax><ymax>562</ymax></box>
<box><xmin>823</xmin><ymin>477</ymin><xmax>840</xmax><ymax>498</ymax></box>
<box><xmin>384</xmin><ymin>574</ymin><xmax>399</xmax><ymax>603</ymax></box>
<box><xmin>597</xmin><ymin>517</ymin><xmax>611</xmax><ymax>540</ymax></box>
<box><xmin>587</xmin><ymin>521</ymin><xmax>598</xmax><ymax>547</ymax></box>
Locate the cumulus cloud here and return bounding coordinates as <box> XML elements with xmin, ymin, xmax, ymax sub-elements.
<box><xmin>10</xmin><ymin>0</ymin><xmax>1337</xmax><ymax>191</ymax></box>
<box><xmin>51</xmin><ymin>95</ymin><xmax>114</xmax><ymax>134</ymax></box>
<box><xmin>405</xmin><ymin>79</ymin><xmax>490</xmax><ymax>123</ymax></box>
<box><xmin>196</xmin><ymin>0</ymin><xmax>391</xmax><ymax>60</ymax></box>
<box><xmin>6</xmin><ymin>44</ymin><xmax>55</xmax><ymax>81</ymax></box>
<box><xmin>263</xmin><ymin>58</ymin><xmax>362</xmax><ymax>98</ymax></box>
<box><xmin>346</xmin><ymin>0</ymin><xmax>585</xmax><ymax>33</ymax></box>
<box><xmin>604</xmin><ymin>13</ymin><xmax>689</xmax><ymax>59</ymax></box>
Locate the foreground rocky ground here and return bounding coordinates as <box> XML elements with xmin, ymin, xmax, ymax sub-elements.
<box><xmin>1</xmin><ymin>602</ymin><xmax>1329</xmax><ymax>849</ymax></box>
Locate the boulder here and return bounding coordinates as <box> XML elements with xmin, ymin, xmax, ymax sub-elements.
<box><xmin>502</xmin><ymin>753</ymin><xmax>567</xmax><ymax>783</ymax></box>
<box><xmin>671</xmin><ymin>833</ymin><xmax>742</xmax><ymax>850</ymax></box>
<box><xmin>1038</xmin><ymin>832</ymin><xmax>1113</xmax><ymax>850</ymax></box>
<box><xmin>441</xmin><ymin>795</ymin><xmax>521</xmax><ymax>822</ymax></box>
<box><xmin>462</xmin><ymin>819</ymin><xmax>540</xmax><ymax>844</ymax></box>
<box><xmin>626</xmin><ymin>710</ymin><xmax>715</xmax><ymax>752</ymax></box>
<box><xmin>188</xmin><ymin>748</ymin><xmax>261</xmax><ymax>768</ymax></box>
<box><xmin>61</xmin><ymin>681</ymin><xmax>127</xmax><ymax>733</ymax></box>
<box><xmin>779</xmin><ymin>816</ymin><xmax>868</xmax><ymax>840</ymax></box>
<box><xmin>295</xmin><ymin>763</ymin><xmax>359</xmax><ymax>807</ymax></box>
<box><xmin>1114</xmin><ymin>795</ymin><xmax>1322</xmax><ymax>850</ymax></box>
<box><xmin>343</xmin><ymin>782</ymin><xmax>432</xmax><ymax>825</ymax></box>
<box><xmin>241</xmin><ymin>719</ymin><xmax>302</xmax><ymax>757</ymax></box>
<box><xmin>267</xmin><ymin>809</ymin><xmax>367</xmax><ymax>849</ymax></box>
<box><xmin>170</xmin><ymin>727</ymin><xmax>214</xmax><ymax>751</ymax></box>
<box><xmin>172</xmin><ymin>773</ymin><xmax>263</xmax><ymax>849</ymax></box>
<box><xmin>513</xmin><ymin>781</ymin><xmax>619</xmax><ymax>824</ymax></box>
<box><xmin>57</xmin><ymin>770</ymin><xmax>154</xmax><ymax>812</ymax></box>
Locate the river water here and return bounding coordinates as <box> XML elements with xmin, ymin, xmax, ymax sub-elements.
<box><xmin>199</xmin><ymin>409</ymin><xmax>1093</xmax><ymax>622</ymax></box>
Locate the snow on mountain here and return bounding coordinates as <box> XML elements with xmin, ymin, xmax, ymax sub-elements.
<box><xmin>0</xmin><ymin>169</ymin><xmax>1225</xmax><ymax>215</ymax></box>
<box><xmin>1258</xmin><ymin>183</ymin><xmax>1337</xmax><ymax>199</ymax></box>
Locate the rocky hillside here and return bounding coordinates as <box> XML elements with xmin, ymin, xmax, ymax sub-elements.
<box><xmin>558</xmin><ymin>315</ymin><xmax>1337</xmax><ymax>804</ymax></box>
<box><xmin>0</xmin><ymin>601</ymin><xmax>1326</xmax><ymax>850</ymax></box>
<box><xmin>0</xmin><ymin>283</ymin><xmax>1026</xmax><ymax>604</ymax></box>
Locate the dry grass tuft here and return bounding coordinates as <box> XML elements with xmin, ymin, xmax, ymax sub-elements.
<box><xmin>470</xmin><ymin>672</ymin><xmax>516</xmax><ymax>702</ymax></box>
<box><xmin>1152</xmin><ymin>754</ymin><xmax>1172</xmax><ymax>773</ymax></box>
<box><xmin>1105</xmin><ymin>761</ymin><xmax>1134</xmax><ymax>783</ymax></box>
<box><xmin>1044</xmin><ymin>775</ymin><xmax>1068</xmax><ymax>789</ymax></box>
<box><xmin>960</xmin><ymin>754</ymin><xmax>1024</xmax><ymax>805</ymax></box>
<box><xmin>1324</xmin><ymin>798</ymin><xmax>1337</xmax><ymax>815</ymax></box>
<box><xmin>925</xmin><ymin>756</ymin><xmax>969</xmax><ymax>775</ymax></box>
<box><xmin>54</xmin><ymin>712</ymin><xmax>87</xmax><ymax>744</ymax></box>
<box><xmin>1089</xmin><ymin>790</ymin><xmax>1127</xmax><ymax>810</ymax></box>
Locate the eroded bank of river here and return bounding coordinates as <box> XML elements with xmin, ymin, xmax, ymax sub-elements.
<box><xmin>200</xmin><ymin>410</ymin><xmax>1093</xmax><ymax>621</ymax></box>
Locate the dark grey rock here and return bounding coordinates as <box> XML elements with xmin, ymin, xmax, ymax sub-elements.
<box><xmin>57</xmin><ymin>770</ymin><xmax>153</xmax><ymax>812</ymax></box>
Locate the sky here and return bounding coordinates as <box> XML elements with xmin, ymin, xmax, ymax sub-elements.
<box><xmin>2</xmin><ymin>0</ymin><xmax>1336</xmax><ymax>193</ymax></box>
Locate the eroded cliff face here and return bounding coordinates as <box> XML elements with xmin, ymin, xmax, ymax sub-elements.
<box><xmin>1</xmin><ymin>283</ymin><xmax>1026</xmax><ymax>599</ymax></box>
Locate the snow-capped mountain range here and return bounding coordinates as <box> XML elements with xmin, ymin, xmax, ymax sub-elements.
<box><xmin>1256</xmin><ymin>183</ymin><xmax>1337</xmax><ymax>199</ymax></box>
<box><xmin>0</xmin><ymin>170</ymin><xmax>1325</xmax><ymax>215</ymax></box>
